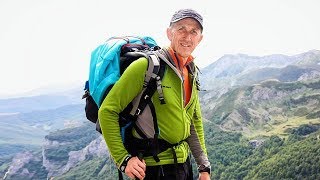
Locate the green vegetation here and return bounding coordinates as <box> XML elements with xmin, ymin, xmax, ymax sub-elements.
<box><xmin>203</xmin><ymin>122</ymin><xmax>320</xmax><ymax>180</ymax></box>
<box><xmin>55</xmin><ymin>156</ymin><xmax>119</xmax><ymax>180</ymax></box>
<box><xmin>245</xmin><ymin>134</ymin><xmax>320</xmax><ymax>180</ymax></box>
<box><xmin>204</xmin><ymin>123</ymin><xmax>253</xmax><ymax>179</ymax></box>
<box><xmin>44</xmin><ymin>122</ymin><xmax>100</xmax><ymax>165</ymax></box>
<box><xmin>0</xmin><ymin>144</ymin><xmax>40</xmax><ymax>157</ymax></box>
<box><xmin>210</xmin><ymin>88</ymin><xmax>242</xmax><ymax>124</ymax></box>
<box><xmin>8</xmin><ymin>151</ymin><xmax>48</xmax><ymax>180</ymax></box>
<box><xmin>306</xmin><ymin>80</ymin><xmax>320</xmax><ymax>89</ymax></box>
<box><xmin>246</xmin><ymin>117</ymin><xmax>319</xmax><ymax>139</ymax></box>
<box><xmin>3</xmin><ymin>150</ymin><xmax>49</xmax><ymax>180</ymax></box>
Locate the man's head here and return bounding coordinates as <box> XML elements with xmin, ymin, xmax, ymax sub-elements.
<box><xmin>167</xmin><ymin>9</ymin><xmax>203</xmax><ymax>59</ymax></box>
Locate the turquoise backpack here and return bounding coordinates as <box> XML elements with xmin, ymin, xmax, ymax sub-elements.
<box><xmin>88</xmin><ymin>36</ymin><xmax>159</xmax><ymax>106</ymax></box>
<box><xmin>82</xmin><ymin>36</ymin><xmax>169</xmax><ymax>180</ymax></box>
<box><xmin>82</xmin><ymin>35</ymin><xmax>166</xmax><ymax>135</ymax></box>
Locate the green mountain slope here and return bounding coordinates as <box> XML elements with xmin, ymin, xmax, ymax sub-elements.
<box><xmin>207</xmin><ymin>79</ymin><xmax>320</xmax><ymax>138</ymax></box>
<box><xmin>245</xmin><ymin>134</ymin><xmax>320</xmax><ymax>180</ymax></box>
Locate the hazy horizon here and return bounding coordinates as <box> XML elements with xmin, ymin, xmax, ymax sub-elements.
<box><xmin>1</xmin><ymin>0</ymin><xmax>320</xmax><ymax>96</ymax></box>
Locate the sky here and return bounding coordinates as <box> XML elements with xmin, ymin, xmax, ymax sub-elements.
<box><xmin>1</xmin><ymin>0</ymin><xmax>320</xmax><ymax>96</ymax></box>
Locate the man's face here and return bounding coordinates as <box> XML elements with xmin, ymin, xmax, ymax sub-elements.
<box><xmin>167</xmin><ymin>18</ymin><xmax>203</xmax><ymax>59</ymax></box>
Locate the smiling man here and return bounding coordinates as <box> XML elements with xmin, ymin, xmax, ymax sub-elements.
<box><xmin>99</xmin><ymin>9</ymin><xmax>211</xmax><ymax>180</ymax></box>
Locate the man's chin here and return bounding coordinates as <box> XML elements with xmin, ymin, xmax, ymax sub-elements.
<box><xmin>177</xmin><ymin>50</ymin><xmax>193</xmax><ymax>58</ymax></box>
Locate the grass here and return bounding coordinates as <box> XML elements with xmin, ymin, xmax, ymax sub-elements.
<box><xmin>244</xmin><ymin>116</ymin><xmax>320</xmax><ymax>139</ymax></box>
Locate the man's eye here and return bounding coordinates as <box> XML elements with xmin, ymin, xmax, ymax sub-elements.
<box><xmin>178</xmin><ymin>27</ymin><xmax>185</xmax><ymax>31</ymax></box>
<box><xmin>191</xmin><ymin>30</ymin><xmax>198</xmax><ymax>35</ymax></box>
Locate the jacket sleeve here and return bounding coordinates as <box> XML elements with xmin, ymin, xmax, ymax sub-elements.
<box><xmin>186</xmin><ymin>94</ymin><xmax>211</xmax><ymax>168</ymax></box>
<box><xmin>98</xmin><ymin>58</ymin><xmax>148</xmax><ymax>167</ymax></box>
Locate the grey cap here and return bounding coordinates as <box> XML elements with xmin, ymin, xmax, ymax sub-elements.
<box><xmin>170</xmin><ymin>9</ymin><xmax>203</xmax><ymax>30</ymax></box>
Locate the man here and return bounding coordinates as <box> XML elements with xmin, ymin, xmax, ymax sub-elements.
<box><xmin>99</xmin><ymin>9</ymin><xmax>211</xmax><ymax>180</ymax></box>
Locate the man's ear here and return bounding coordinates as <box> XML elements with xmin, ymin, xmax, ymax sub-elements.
<box><xmin>166</xmin><ymin>28</ymin><xmax>173</xmax><ymax>41</ymax></box>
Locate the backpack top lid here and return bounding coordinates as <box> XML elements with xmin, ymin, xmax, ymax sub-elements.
<box><xmin>88</xmin><ymin>36</ymin><xmax>158</xmax><ymax>106</ymax></box>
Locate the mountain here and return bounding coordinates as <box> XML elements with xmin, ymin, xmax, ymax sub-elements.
<box><xmin>199</xmin><ymin>50</ymin><xmax>320</xmax><ymax>112</ymax></box>
<box><xmin>235</xmin><ymin>65</ymin><xmax>320</xmax><ymax>86</ymax></box>
<box><xmin>0</xmin><ymin>84</ymin><xmax>84</xmax><ymax>114</ymax></box>
<box><xmin>0</xmin><ymin>123</ymin><xmax>113</xmax><ymax>180</ymax></box>
<box><xmin>1</xmin><ymin>50</ymin><xmax>320</xmax><ymax>179</ymax></box>
<box><xmin>0</xmin><ymin>84</ymin><xmax>87</xmax><ymax>158</ymax></box>
<box><xmin>0</xmin><ymin>104</ymin><xmax>86</xmax><ymax>146</ymax></box>
<box><xmin>200</xmin><ymin>49</ymin><xmax>320</xmax><ymax>86</ymax></box>
<box><xmin>205</xmin><ymin>79</ymin><xmax>320</xmax><ymax>137</ymax></box>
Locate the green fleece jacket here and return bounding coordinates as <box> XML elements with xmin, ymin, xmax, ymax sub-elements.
<box><xmin>98</xmin><ymin>49</ymin><xmax>208</xmax><ymax>167</ymax></box>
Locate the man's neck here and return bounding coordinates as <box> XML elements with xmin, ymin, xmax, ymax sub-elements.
<box><xmin>167</xmin><ymin>47</ymin><xmax>194</xmax><ymax>67</ymax></box>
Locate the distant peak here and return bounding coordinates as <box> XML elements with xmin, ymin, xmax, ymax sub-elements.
<box><xmin>221</xmin><ymin>53</ymin><xmax>249</xmax><ymax>59</ymax></box>
<box><xmin>306</xmin><ymin>49</ymin><xmax>320</xmax><ymax>54</ymax></box>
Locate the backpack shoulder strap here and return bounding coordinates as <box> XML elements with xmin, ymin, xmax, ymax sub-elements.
<box><xmin>128</xmin><ymin>51</ymin><xmax>165</xmax><ymax>117</ymax></box>
<box><xmin>187</xmin><ymin>61</ymin><xmax>202</xmax><ymax>91</ymax></box>
<box><xmin>123</xmin><ymin>50</ymin><xmax>166</xmax><ymax>162</ymax></box>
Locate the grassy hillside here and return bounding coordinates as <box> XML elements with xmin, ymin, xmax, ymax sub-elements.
<box><xmin>207</xmin><ymin>79</ymin><xmax>320</xmax><ymax>138</ymax></box>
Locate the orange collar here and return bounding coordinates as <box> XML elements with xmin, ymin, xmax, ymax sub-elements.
<box><xmin>167</xmin><ymin>47</ymin><xmax>193</xmax><ymax>106</ymax></box>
